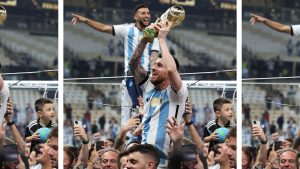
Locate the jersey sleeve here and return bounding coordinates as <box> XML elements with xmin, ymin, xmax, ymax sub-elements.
<box><xmin>113</xmin><ymin>23</ymin><xmax>130</xmax><ymax>38</ymax></box>
<box><xmin>151</xmin><ymin>38</ymin><xmax>160</xmax><ymax>52</ymax></box>
<box><xmin>291</xmin><ymin>25</ymin><xmax>300</xmax><ymax>36</ymax></box>
<box><xmin>203</xmin><ymin>126</ymin><xmax>210</xmax><ymax>139</ymax></box>
<box><xmin>25</xmin><ymin>126</ymin><xmax>32</xmax><ymax>138</ymax></box>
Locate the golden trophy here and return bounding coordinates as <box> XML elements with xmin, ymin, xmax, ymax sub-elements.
<box><xmin>0</xmin><ymin>6</ymin><xmax>7</xmax><ymax>24</ymax></box>
<box><xmin>143</xmin><ymin>5</ymin><xmax>185</xmax><ymax>43</ymax></box>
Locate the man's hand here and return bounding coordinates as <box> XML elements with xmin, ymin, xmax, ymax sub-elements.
<box><xmin>182</xmin><ymin>100</ymin><xmax>192</xmax><ymax>123</ymax></box>
<box><xmin>137</xmin><ymin>96</ymin><xmax>144</xmax><ymax>115</ymax></box>
<box><xmin>122</xmin><ymin>115</ymin><xmax>140</xmax><ymax>132</ymax></box>
<box><xmin>250</xmin><ymin>14</ymin><xmax>266</xmax><ymax>25</ymax></box>
<box><xmin>252</xmin><ymin>124</ymin><xmax>267</xmax><ymax>143</ymax></box>
<box><xmin>166</xmin><ymin>116</ymin><xmax>184</xmax><ymax>143</ymax></box>
<box><xmin>4</xmin><ymin>98</ymin><xmax>14</xmax><ymax>123</ymax></box>
<box><xmin>155</xmin><ymin>21</ymin><xmax>172</xmax><ymax>40</ymax></box>
<box><xmin>74</xmin><ymin>125</ymin><xmax>88</xmax><ymax>143</ymax></box>
<box><xmin>71</xmin><ymin>14</ymin><xmax>88</xmax><ymax>25</ymax></box>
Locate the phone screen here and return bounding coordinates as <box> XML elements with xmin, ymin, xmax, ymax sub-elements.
<box><xmin>3</xmin><ymin>144</ymin><xmax>18</xmax><ymax>162</ymax></box>
<box><xmin>182</xmin><ymin>144</ymin><xmax>197</xmax><ymax>162</ymax></box>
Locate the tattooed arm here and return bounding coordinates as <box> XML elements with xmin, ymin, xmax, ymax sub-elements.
<box><xmin>129</xmin><ymin>38</ymin><xmax>148</xmax><ymax>83</ymax></box>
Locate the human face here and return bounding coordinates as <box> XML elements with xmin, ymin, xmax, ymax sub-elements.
<box><xmin>40</xmin><ymin>103</ymin><xmax>55</xmax><ymax>122</ymax></box>
<box><xmin>120</xmin><ymin>156</ymin><xmax>128</xmax><ymax>169</ymax></box>
<box><xmin>36</xmin><ymin>143</ymin><xmax>50</xmax><ymax>163</ymax></box>
<box><xmin>219</xmin><ymin>103</ymin><xmax>233</xmax><ymax>123</ymax></box>
<box><xmin>134</xmin><ymin>7</ymin><xmax>150</xmax><ymax>28</ymax></box>
<box><xmin>279</xmin><ymin>151</ymin><xmax>297</xmax><ymax>169</ymax></box>
<box><xmin>64</xmin><ymin>151</ymin><xmax>72</xmax><ymax>169</ymax></box>
<box><xmin>105</xmin><ymin>140</ymin><xmax>114</xmax><ymax>148</ymax></box>
<box><xmin>101</xmin><ymin>151</ymin><xmax>118</xmax><ymax>169</ymax></box>
<box><xmin>215</xmin><ymin>144</ymin><xmax>229</xmax><ymax>164</ymax></box>
<box><xmin>24</xmin><ymin>142</ymin><xmax>31</xmax><ymax>157</ymax></box>
<box><xmin>226</xmin><ymin>136</ymin><xmax>236</xmax><ymax>168</ymax></box>
<box><xmin>125</xmin><ymin>152</ymin><xmax>148</xmax><ymax>169</ymax></box>
<box><xmin>48</xmin><ymin>137</ymin><xmax>58</xmax><ymax>168</ymax></box>
<box><xmin>151</xmin><ymin>58</ymin><xmax>168</xmax><ymax>86</ymax></box>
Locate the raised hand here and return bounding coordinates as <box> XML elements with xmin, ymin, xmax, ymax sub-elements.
<box><xmin>250</xmin><ymin>14</ymin><xmax>266</xmax><ymax>25</ymax></box>
<box><xmin>166</xmin><ymin>116</ymin><xmax>184</xmax><ymax>143</ymax></box>
<box><xmin>71</xmin><ymin>14</ymin><xmax>88</xmax><ymax>25</ymax></box>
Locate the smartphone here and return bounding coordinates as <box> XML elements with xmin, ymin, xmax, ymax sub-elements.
<box><xmin>252</xmin><ymin>120</ymin><xmax>260</xmax><ymax>126</ymax></box>
<box><xmin>130</xmin><ymin>108</ymin><xmax>139</xmax><ymax>118</ymax></box>
<box><xmin>74</xmin><ymin>120</ymin><xmax>82</xmax><ymax>127</ymax></box>
<box><xmin>182</xmin><ymin>144</ymin><xmax>197</xmax><ymax>162</ymax></box>
<box><xmin>95</xmin><ymin>141</ymin><xmax>105</xmax><ymax>151</ymax></box>
<box><xmin>274</xmin><ymin>141</ymin><xmax>283</xmax><ymax>151</ymax></box>
<box><xmin>3</xmin><ymin>144</ymin><xmax>18</xmax><ymax>162</ymax></box>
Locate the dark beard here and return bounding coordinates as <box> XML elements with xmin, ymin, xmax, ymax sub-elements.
<box><xmin>139</xmin><ymin>19</ymin><xmax>149</xmax><ymax>28</ymax></box>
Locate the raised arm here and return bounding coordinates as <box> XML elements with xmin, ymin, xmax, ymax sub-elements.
<box><xmin>183</xmin><ymin>100</ymin><xmax>204</xmax><ymax>153</ymax></box>
<box><xmin>5</xmin><ymin>98</ymin><xmax>25</xmax><ymax>153</ymax></box>
<box><xmin>155</xmin><ymin>22</ymin><xmax>182</xmax><ymax>91</ymax></box>
<box><xmin>250</xmin><ymin>14</ymin><xmax>291</xmax><ymax>34</ymax></box>
<box><xmin>129</xmin><ymin>38</ymin><xmax>148</xmax><ymax>83</ymax></box>
<box><xmin>252</xmin><ymin>124</ymin><xmax>268</xmax><ymax>166</ymax></box>
<box><xmin>71</xmin><ymin>14</ymin><xmax>113</xmax><ymax>34</ymax></box>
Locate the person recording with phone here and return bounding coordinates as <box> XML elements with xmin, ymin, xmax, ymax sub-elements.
<box><xmin>250</xmin><ymin>121</ymin><xmax>268</xmax><ymax>169</ymax></box>
<box><xmin>73</xmin><ymin>120</ymin><xmax>90</xmax><ymax>168</ymax></box>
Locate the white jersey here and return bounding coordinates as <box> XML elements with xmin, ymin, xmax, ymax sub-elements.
<box><xmin>291</xmin><ymin>25</ymin><xmax>300</xmax><ymax>36</ymax></box>
<box><xmin>0</xmin><ymin>83</ymin><xmax>9</xmax><ymax>124</ymax></box>
<box><xmin>140</xmin><ymin>76</ymin><xmax>188</xmax><ymax>165</ymax></box>
<box><xmin>113</xmin><ymin>23</ymin><xmax>160</xmax><ymax>73</ymax></box>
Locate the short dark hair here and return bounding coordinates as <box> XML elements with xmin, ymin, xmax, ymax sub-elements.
<box><xmin>293</xmin><ymin>137</ymin><xmax>300</xmax><ymax>150</ymax></box>
<box><xmin>64</xmin><ymin>146</ymin><xmax>79</xmax><ymax>166</ymax></box>
<box><xmin>158</xmin><ymin>53</ymin><xmax>180</xmax><ymax>70</ymax></box>
<box><xmin>213</xmin><ymin>98</ymin><xmax>231</xmax><ymax>112</ymax></box>
<box><xmin>35</xmin><ymin>98</ymin><xmax>53</xmax><ymax>112</ymax></box>
<box><xmin>127</xmin><ymin>144</ymin><xmax>160</xmax><ymax>167</ymax></box>
<box><xmin>48</xmin><ymin>126</ymin><xmax>58</xmax><ymax>139</ymax></box>
<box><xmin>117</xmin><ymin>151</ymin><xmax>129</xmax><ymax>169</ymax></box>
<box><xmin>106</xmin><ymin>138</ymin><xmax>115</xmax><ymax>144</ymax></box>
<box><xmin>242</xmin><ymin>146</ymin><xmax>253</xmax><ymax>168</ymax></box>
<box><xmin>133</xmin><ymin>4</ymin><xmax>149</xmax><ymax>15</ymax></box>
<box><xmin>227</xmin><ymin>126</ymin><xmax>236</xmax><ymax>139</ymax></box>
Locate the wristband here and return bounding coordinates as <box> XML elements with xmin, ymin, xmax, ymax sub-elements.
<box><xmin>7</xmin><ymin>121</ymin><xmax>15</xmax><ymax>126</ymax></box>
<box><xmin>185</xmin><ymin>121</ymin><xmax>193</xmax><ymax>126</ymax></box>
<box><xmin>82</xmin><ymin>139</ymin><xmax>89</xmax><ymax>144</ymax></box>
<box><xmin>261</xmin><ymin>139</ymin><xmax>268</xmax><ymax>144</ymax></box>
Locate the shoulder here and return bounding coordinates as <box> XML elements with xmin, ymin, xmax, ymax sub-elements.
<box><xmin>27</xmin><ymin>119</ymin><xmax>38</xmax><ymax>128</ymax></box>
<box><xmin>206</xmin><ymin>120</ymin><xmax>217</xmax><ymax>128</ymax></box>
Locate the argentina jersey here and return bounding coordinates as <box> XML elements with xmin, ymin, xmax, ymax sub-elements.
<box><xmin>113</xmin><ymin>23</ymin><xmax>160</xmax><ymax>73</ymax></box>
<box><xmin>140</xmin><ymin>76</ymin><xmax>188</xmax><ymax>166</ymax></box>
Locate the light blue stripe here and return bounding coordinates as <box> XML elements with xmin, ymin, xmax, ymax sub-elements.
<box><xmin>155</xmin><ymin>91</ymin><xmax>169</xmax><ymax>164</ymax></box>
<box><xmin>127</xmin><ymin>27</ymin><xmax>135</xmax><ymax>70</ymax></box>
<box><xmin>139</xmin><ymin>31</ymin><xmax>146</xmax><ymax>68</ymax></box>
<box><xmin>142</xmin><ymin>88</ymin><xmax>157</xmax><ymax>144</ymax></box>
<box><xmin>147</xmin><ymin>43</ymin><xmax>153</xmax><ymax>71</ymax></box>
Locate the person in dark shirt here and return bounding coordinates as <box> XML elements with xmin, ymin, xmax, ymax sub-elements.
<box><xmin>203</xmin><ymin>98</ymin><xmax>236</xmax><ymax>152</ymax></box>
<box><xmin>25</xmin><ymin>98</ymin><xmax>57</xmax><ymax>151</ymax></box>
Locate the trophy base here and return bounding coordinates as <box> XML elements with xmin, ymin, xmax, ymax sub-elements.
<box><xmin>143</xmin><ymin>28</ymin><xmax>157</xmax><ymax>43</ymax></box>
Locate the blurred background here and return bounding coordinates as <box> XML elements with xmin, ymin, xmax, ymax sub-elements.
<box><xmin>63</xmin><ymin>0</ymin><xmax>237</xmax><ymax>145</ymax></box>
<box><xmin>0</xmin><ymin>0</ymin><xmax>58</xmax><ymax>80</ymax></box>
<box><xmin>242</xmin><ymin>0</ymin><xmax>300</xmax><ymax>82</ymax></box>
<box><xmin>242</xmin><ymin>83</ymin><xmax>300</xmax><ymax>148</ymax></box>
<box><xmin>0</xmin><ymin>0</ymin><xmax>58</xmax><ymax>139</ymax></box>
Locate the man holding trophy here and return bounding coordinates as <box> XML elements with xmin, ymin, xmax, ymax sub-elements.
<box><xmin>128</xmin><ymin>6</ymin><xmax>187</xmax><ymax>168</ymax></box>
<box><xmin>72</xmin><ymin>4</ymin><xmax>160</xmax><ymax>120</ymax></box>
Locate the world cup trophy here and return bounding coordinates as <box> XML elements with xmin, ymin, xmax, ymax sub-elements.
<box><xmin>0</xmin><ymin>6</ymin><xmax>7</xmax><ymax>24</ymax></box>
<box><xmin>143</xmin><ymin>5</ymin><xmax>185</xmax><ymax>43</ymax></box>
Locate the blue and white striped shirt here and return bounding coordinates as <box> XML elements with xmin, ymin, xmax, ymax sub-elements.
<box><xmin>113</xmin><ymin>23</ymin><xmax>160</xmax><ymax>73</ymax></box>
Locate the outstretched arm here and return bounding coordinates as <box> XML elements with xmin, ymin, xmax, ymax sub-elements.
<box><xmin>250</xmin><ymin>14</ymin><xmax>291</xmax><ymax>34</ymax></box>
<box><xmin>129</xmin><ymin>38</ymin><xmax>148</xmax><ymax>83</ymax></box>
<box><xmin>71</xmin><ymin>14</ymin><xmax>113</xmax><ymax>34</ymax></box>
<box><xmin>155</xmin><ymin>22</ymin><xmax>182</xmax><ymax>91</ymax></box>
